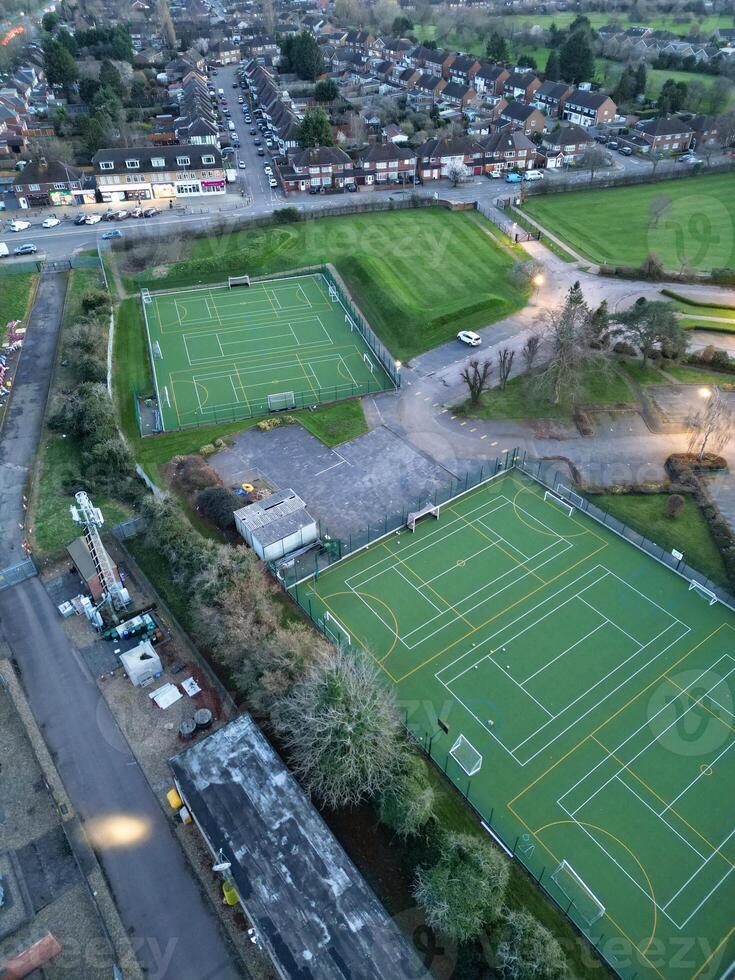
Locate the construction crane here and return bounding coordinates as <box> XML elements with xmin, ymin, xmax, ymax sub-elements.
<box><xmin>70</xmin><ymin>491</ymin><xmax>125</xmax><ymax>617</ymax></box>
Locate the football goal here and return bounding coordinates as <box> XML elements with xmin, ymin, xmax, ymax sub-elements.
<box><xmin>228</xmin><ymin>275</ymin><xmax>251</xmax><ymax>288</ymax></box>
<box><xmin>550</xmin><ymin>860</ymin><xmax>605</xmax><ymax>926</ymax></box>
<box><xmin>406</xmin><ymin>503</ymin><xmax>440</xmax><ymax>532</ymax></box>
<box><xmin>544</xmin><ymin>490</ymin><xmax>574</xmax><ymax>518</ymax></box>
<box><xmin>268</xmin><ymin>391</ymin><xmax>296</xmax><ymax>412</ymax></box>
<box><xmin>363</xmin><ymin>353</ymin><xmax>375</xmax><ymax>374</ymax></box>
<box><xmin>449</xmin><ymin>734</ymin><xmax>482</xmax><ymax>776</ymax></box>
<box><xmin>689</xmin><ymin>579</ymin><xmax>717</xmax><ymax>605</ymax></box>
<box><xmin>152</xmin><ymin>340</ymin><xmax>163</xmax><ymax>359</ymax></box>
<box><xmin>322</xmin><ymin>611</ymin><xmax>351</xmax><ymax>649</ymax></box>
<box><xmin>141</xmin><ymin>288</ymin><xmax>152</xmax><ymax>305</ymax></box>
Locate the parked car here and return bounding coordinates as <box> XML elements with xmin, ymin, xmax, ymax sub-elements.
<box><xmin>14</xmin><ymin>243</ymin><xmax>37</xmax><ymax>254</ymax></box>
<box><xmin>102</xmin><ymin>210</ymin><xmax>117</xmax><ymax>221</ymax></box>
<box><xmin>607</xmin><ymin>141</ymin><xmax>619</xmax><ymax>150</ymax></box>
<box><xmin>488</xmin><ymin>170</ymin><xmax>502</xmax><ymax>179</ymax></box>
<box><xmin>8</xmin><ymin>219</ymin><xmax>31</xmax><ymax>231</ymax></box>
<box><xmin>257</xmin><ymin>147</ymin><xmax>265</xmax><ymax>156</ymax></box>
<box><xmin>308</xmin><ymin>186</ymin><xmax>320</xmax><ymax>194</ymax></box>
<box><xmin>238</xmin><ymin>160</ymin><xmax>246</xmax><ymax>169</ymax></box>
<box><xmin>505</xmin><ymin>172</ymin><xmax>522</xmax><ymax>183</ymax></box>
<box><xmin>101</xmin><ymin>229</ymin><xmax>122</xmax><ymax>240</ymax></box>
<box><xmin>253</xmin><ymin>138</ymin><xmax>261</xmax><ymax>146</ymax></box>
<box><xmin>249</xmin><ymin>128</ymin><xmax>257</xmax><ymax>135</ymax></box>
<box><xmin>408</xmin><ymin>174</ymin><xmax>422</xmax><ymax>184</ymax></box>
<box><xmin>457</xmin><ymin>330</ymin><xmax>481</xmax><ymax>346</ymax></box>
<box><xmin>524</xmin><ymin>170</ymin><xmax>543</xmax><ymax>181</ymax></box>
<box><xmin>142</xmin><ymin>208</ymin><xmax>159</xmax><ymax>217</ymax></box>
<box><xmin>86</xmin><ymin>213</ymin><xmax>102</xmax><ymax>224</ymax></box>
<box><xmin>115</xmin><ymin>210</ymin><xmax>130</xmax><ymax>220</ymax></box>
<box><xmin>263</xmin><ymin>164</ymin><xmax>273</xmax><ymax>174</ymax></box>
<box><xmin>595</xmin><ymin>134</ymin><xmax>609</xmax><ymax>144</ymax></box>
<box><xmin>619</xmin><ymin>145</ymin><xmax>633</xmax><ymax>156</ymax></box>
<box><xmin>268</xmin><ymin>177</ymin><xmax>278</xmax><ymax>188</ymax></box>
<box><xmin>42</xmin><ymin>215</ymin><xmax>60</xmax><ymax>228</ymax></box>
<box><xmin>346</xmin><ymin>183</ymin><xmax>357</xmax><ymax>192</ymax></box>
<box><xmin>678</xmin><ymin>153</ymin><xmax>701</xmax><ymax>164</ymax></box>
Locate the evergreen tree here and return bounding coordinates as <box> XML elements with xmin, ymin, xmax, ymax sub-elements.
<box><xmin>297</xmin><ymin>108</ymin><xmax>334</xmax><ymax>148</ymax></box>
<box><xmin>43</xmin><ymin>38</ymin><xmax>78</xmax><ymax>90</ymax></box>
<box><xmin>544</xmin><ymin>50</ymin><xmax>561</xmax><ymax>81</ymax></box>
<box><xmin>559</xmin><ymin>29</ymin><xmax>594</xmax><ymax>84</ymax></box>
<box><xmin>635</xmin><ymin>63</ymin><xmax>647</xmax><ymax>97</ymax></box>
<box><xmin>486</xmin><ymin>31</ymin><xmax>509</xmax><ymax>62</ymax></box>
<box><xmin>282</xmin><ymin>31</ymin><xmax>324</xmax><ymax>81</ymax></box>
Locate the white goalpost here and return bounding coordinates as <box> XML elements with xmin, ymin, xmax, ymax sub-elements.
<box><xmin>141</xmin><ymin>288</ymin><xmax>152</xmax><ymax>305</ymax></box>
<box><xmin>152</xmin><ymin>340</ymin><xmax>163</xmax><ymax>359</ymax></box>
<box><xmin>551</xmin><ymin>860</ymin><xmax>605</xmax><ymax>925</ymax></box>
<box><xmin>450</xmin><ymin>735</ymin><xmax>482</xmax><ymax>776</ymax></box>
<box><xmin>228</xmin><ymin>275</ymin><xmax>250</xmax><ymax>288</ymax></box>
<box><xmin>322</xmin><ymin>611</ymin><xmax>351</xmax><ymax>649</ymax></box>
<box><xmin>363</xmin><ymin>352</ymin><xmax>375</xmax><ymax>374</ymax></box>
<box><xmin>544</xmin><ymin>490</ymin><xmax>574</xmax><ymax>518</ymax></box>
<box><xmin>406</xmin><ymin>503</ymin><xmax>440</xmax><ymax>532</ymax></box>
<box><xmin>689</xmin><ymin>579</ymin><xmax>718</xmax><ymax>605</ymax></box>
<box><xmin>268</xmin><ymin>391</ymin><xmax>296</xmax><ymax>411</ymax></box>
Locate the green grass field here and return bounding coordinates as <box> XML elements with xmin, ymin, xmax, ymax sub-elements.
<box><xmin>296</xmin><ymin>468</ymin><xmax>735</xmax><ymax>980</ymax></box>
<box><xmin>143</xmin><ymin>273</ymin><xmax>394</xmax><ymax>431</ymax></box>
<box><xmin>524</xmin><ymin>174</ymin><xmax>735</xmax><ymax>272</ymax></box>
<box><xmin>124</xmin><ymin>209</ymin><xmax>528</xmax><ymax>361</ymax></box>
<box><xmin>0</xmin><ymin>270</ymin><xmax>37</xmax><ymax>326</ymax></box>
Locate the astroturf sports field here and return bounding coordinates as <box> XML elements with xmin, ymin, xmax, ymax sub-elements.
<box><xmin>142</xmin><ymin>273</ymin><xmax>394</xmax><ymax>431</ymax></box>
<box><xmin>297</xmin><ymin>469</ymin><xmax>735</xmax><ymax>980</ymax></box>
<box><xmin>524</xmin><ymin>173</ymin><xmax>735</xmax><ymax>273</ymax></box>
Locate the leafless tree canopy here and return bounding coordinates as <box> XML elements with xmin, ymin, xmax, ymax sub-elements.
<box><xmin>687</xmin><ymin>389</ymin><xmax>734</xmax><ymax>461</ymax></box>
<box><xmin>461</xmin><ymin>358</ymin><xmax>493</xmax><ymax>405</ymax></box>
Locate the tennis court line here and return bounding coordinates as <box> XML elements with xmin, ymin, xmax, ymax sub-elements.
<box><xmin>520</xmin><ymin>620</ymin><xmax>608</xmax><ymax>687</ymax></box>
<box><xmin>381</xmin><ymin>539</ymin><xmax>476</xmax><ymax>632</ymax></box>
<box><xmin>449</xmin><ymin>504</ymin><xmax>548</xmax><ymax>585</ymax></box>
<box><xmin>664</xmin><ymin>673</ymin><xmax>735</xmax><ymax>735</ymax></box>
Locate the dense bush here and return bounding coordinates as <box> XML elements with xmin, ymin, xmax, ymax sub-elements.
<box><xmin>664</xmin><ymin>493</ymin><xmax>686</xmax><ymax>518</ymax></box>
<box><xmin>196</xmin><ymin>486</ymin><xmax>242</xmax><ymax>530</ymax></box>
<box><xmin>165</xmin><ymin>454</ymin><xmax>222</xmax><ymax>494</ymax></box>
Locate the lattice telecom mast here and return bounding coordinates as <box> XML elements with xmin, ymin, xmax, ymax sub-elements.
<box><xmin>70</xmin><ymin>491</ymin><xmax>125</xmax><ymax>613</ymax></box>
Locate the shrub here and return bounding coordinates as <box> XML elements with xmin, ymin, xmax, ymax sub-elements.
<box><xmin>496</xmin><ymin>909</ymin><xmax>568</xmax><ymax>980</ymax></box>
<box><xmin>80</xmin><ymin>288</ymin><xmax>111</xmax><ymax>316</ymax></box>
<box><xmin>413</xmin><ymin>831</ymin><xmax>509</xmax><ymax>942</ymax></box>
<box><xmin>378</xmin><ymin>754</ymin><xmax>435</xmax><ymax>839</ymax></box>
<box><xmin>272</xmin><ymin>207</ymin><xmax>301</xmax><ymax>224</ymax></box>
<box><xmin>664</xmin><ymin>493</ymin><xmax>685</xmax><ymax>519</ymax></box>
<box><xmin>612</xmin><ymin>341</ymin><xmax>636</xmax><ymax>356</ymax></box>
<box><xmin>166</xmin><ymin>454</ymin><xmax>221</xmax><ymax>494</ymax></box>
<box><xmin>710</xmin><ymin>267</ymin><xmax>735</xmax><ymax>285</ymax></box>
<box><xmin>196</xmin><ymin>486</ymin><xmax>241</xmax><ymax>530</ymax></box>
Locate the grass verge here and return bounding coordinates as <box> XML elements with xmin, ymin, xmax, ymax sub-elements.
<box><xmin>510</xmin><ymin>208</ymin><xmax>578</xmax><ymax>263</ymax></box>
<box><xmin>297</xmin><ymin>399</ymin><xmax>368</xmax><ymax>446</ymax></box>
<box><xmin>0</xmin><ymin>269</ymin><xmax>37</xmax><ymax>325</ymax></box>
<box><xmin>588</xmin><ymin>492</ymin><xmax>727</xmax><ymax>585</ymax></box>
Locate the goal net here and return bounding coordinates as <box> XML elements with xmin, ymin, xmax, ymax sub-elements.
<box><xmin>406</xmin><ymin>503</ymin><xmax>440</xmax><ymax>532</ymax></box>
<box><xmin>550</xmin><ymin>860</ymin><xmax>605</xmax><ymax>926</ymax></box>
<box><xmin>363</xmin><ymin>353</ymin><xmax>375</xmax><ymax>374</ymax></box>
<box><xmin>449</xmin><ymin>734</ymin><xmax>482</xmax><ymax>776</ymax></box>
<box><xmin>152</xmin><ymin>340</ymin><xmax>163</xmax><ymax>359</ymax></box>
<box><xmin>328</xmin><ymin>284</ymin><xmax>338</xmax><ymax>302</ymax></box>
<box><xmin>544</xmin><ymin>490</ymin><xmax>574</xmax><ymax>518</ymax></box>
<box><xmin>322</xmin><ymin>611</ymin><xmax>351</xmax><ymax>650</ymax></box>
<box><xmin>555</xmin><ymin>483</ymin><xmax>584</xmax><ymax>510</ymax></box>
<box><xmin>689</xmin><ymin>580</ymin><xmax>717</xmax><ymax>605</ymax></box>
<box><xmin>268</xmin><ymin>391</ymin><xmax>296</xmax><ymax>412</ymax></box>
<box><xmin>141</xmin><ymin>288</ymin><xmax>152</xmax><ymax>305</ymax></box>
<box><xmin>228</xmin><ymin>275</ymin><xmax>250</xmax><ymax>288</ymax></box>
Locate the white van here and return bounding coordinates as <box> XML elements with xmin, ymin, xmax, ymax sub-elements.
<box><xmin>228</xmin><ymin>120</ymin><xmax>236</xmax><ymax>132</ymax></box>
<box><xmin>0</xmin><ymin>242</ymin><xmax>9</xmax><ymax>258</ymax></box>
<box><xmin>524</xmin><ymin>170</ymin><xmax>544</xmax><ymax>181</ymax></box>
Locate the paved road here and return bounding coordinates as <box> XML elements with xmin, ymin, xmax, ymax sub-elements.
<box><xmin>0</xmin><ymin>272</ymin><xmax>65</xmax><ymax>561</ymax></box>
<box><xmin>0</xmin><ymin>579</ymin><xmax>244</xmax><ymax>980</ymax></box>
<box><xmin>0</xmin><ymin>275</ymin><xmax>244</xmax><ymax>980</ymax></box>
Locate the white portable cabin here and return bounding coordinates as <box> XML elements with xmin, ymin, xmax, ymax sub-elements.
<box><xmin>119</xmin><ymin>639</ymin><xmax>162</xmax><ymax>687</ymax></box>
<box><xmin>234</xmin><ymin>489</ymin><xmax>317</xmax><ymax>561</ymax></box>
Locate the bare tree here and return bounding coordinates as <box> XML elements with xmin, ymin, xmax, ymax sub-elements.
<box><xmin>521</xmin><ymin>334</ymin><xmax>541</xmax><ymax>372</ymax></box>
<box><xmin>649</xmin><ymin>192</ymin><xmax>672</xmax><ymax>228</ymax></box>
<box><xmin>274</xmin><ymin>651</ymin><xmax>406</xmax><ymax>808</ymax></box>
<box><xmin>497</xmin><ymin>347</ymin><xmax>515</xmax><ymax>390</ymax></box>
<box><xmin>687</xmin><ymin>388</ymin><xmax>734</xmax><ymax>461</ymax></box>
<box><xmin>536</xmin><ymin>283</ymin><xmax>604</xmax><ymax>407</ymax></box>
<box><xmin>461</xmin><ymin>358</ymin><xmax>492</xmax><ymax>405</ymax></box>
<box><xmin>156</xmin><ymin>0</ymin><xmax>177</xmax><ymax>50</ymax></box>
<box><xmin>447</xmin><ymin>161</ymin><xmax>470</xmax><ymax>187</ymax></box>
<box><xmin>650</xmin><ymin>150</ymin><xmax>664</xmax><ymax>177</ymax></box>
<box><xmin>581</xmin><ymin>145</ymin><xmax>608</xmax><ymax>180</ymax></box>
<box><xmin>261</xmin><ymin>0</ymin><xmax>275</xmax><ymax>34</ymax></box>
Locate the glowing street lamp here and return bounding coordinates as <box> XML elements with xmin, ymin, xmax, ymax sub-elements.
<box><xmin>699</xmin><ymin>386</ymin><xmax>712</xmax><ymax>399</ymax></box>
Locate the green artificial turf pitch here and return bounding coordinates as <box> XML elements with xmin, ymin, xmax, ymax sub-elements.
<box><xmin>142</xmin><ymin>273</ymin><xmax>394</xmax><ymax>431</ymax></box>
<box><xmin>297</xmin><ymin>469</ymin><xmax>735</xmax><ymax>980</ymax></box>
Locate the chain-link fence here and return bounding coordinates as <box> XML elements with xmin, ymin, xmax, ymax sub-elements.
<box><xmin>0</xmin><ymin>557</ymin><xmax>37</xmax><ymax>591</ymax></box>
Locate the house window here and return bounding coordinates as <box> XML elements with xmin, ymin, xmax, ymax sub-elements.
<box><xmin>176</xmin><ymin>156</ymin><xmax>191</xmax><ymax>167</ymax></box>
<box><xmin>53</xmin><ymin>182</ymin><xmax>67</xmax><ymax>190</ymax></box>
<box><xmin>100</xmin><ymin>161</ymin><xmax>114</xmax><ymax>170</ymax></box>
<box><xmin>126</xmin><ymin>159</ymin><xmax>140</xmax><ymax>169</ymax></box>
<box><xmin>151</xmin><ymin>157</ymin><xmax>165</xmax><ymax>168</ymax></box>
<box><xmin>28</xmin><ymin>183</ymin><xmax>40</xmax><ymax>191</ymax></box>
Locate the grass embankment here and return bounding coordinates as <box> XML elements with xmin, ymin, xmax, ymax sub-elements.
<box><xmin>508</xmin><ymin>209</ymin><xmax>578</xmax><ymax>263</ymax></box>
<box><xmin>31</xmin><ymin>268</ymin><xmax>135</xmax><ymax>558</ymax></box>
<box><xmin>524</xmin><ymin>173</ymin><xmax>735</xmax><ymax>272</ymax></box>
<box><xmin>120</xmin><ymin>208</ymin><xmax>528</xmax><ymax>362</ymax></box>
<box><xmin>589</xmin><ymin>492</ymin><xmax>728</xmax><ymax>585</ymax></box>
<box><xmin>0</xmin><ymin>270</ymin><xmax>37</xmax><ymax>325</ymax></box>
<box><xmin>660</xmin><ymin>291</ymin><xmax>735</xmax><ymax>333</ymax></box>
<box><xmin>461</xmin><ymin>365</ymin><xmax>635</xmax><ymax>420</ymax></box>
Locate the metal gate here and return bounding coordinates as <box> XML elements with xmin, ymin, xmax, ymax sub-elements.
<box><xmin>0</xmin><ymin>557</ymin><xmax>38</xmax><ymax>591</ymax></box>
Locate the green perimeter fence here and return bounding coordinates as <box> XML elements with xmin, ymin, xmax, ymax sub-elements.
<box><xmin>271</xmin><ymin>449</ymin><xmax>735</xmax><ymax>980</ymax></box>
<box><xmin>135</xmin><ymin>265</ymin><xmax>400</xmax><ymax>436</ymax></box>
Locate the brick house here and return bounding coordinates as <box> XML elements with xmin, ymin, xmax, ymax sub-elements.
<box><xmin>504</xmin><ymin>70</ymin><xmax>541</xmax><ymax>102</ymax></box>
<box><xmin>342</xmin><ymin>29</ymin><xmax>375</xmax><ymax>54</ymax></box>
<box><xmin>278</xmin><ymin>146</ymin><xmax>355</xmax><ymax>192</ymax></box>
<box><xmin>473</xmin><ymin>63</ymin><xmax>510</xmax><ymax>96</ymax></box>
<box><xmin>448</xmin><ymin>55</ymin><xmax>481</xmax><ymax>86</ymax></box>
<box><xmin>562</xmin><ymin>89</ymin><xmax>617</xmax><ymax>127</ymax></box>
<box><xmin>407</xmin><ymin>45</ymin><xmax>455</xmax><ymax>78</ymax></box>
<box><xmin>417</xmin><ymin>136</ymin><xmax>484</xmax><ymax>180</ymax></box>
<box><xmin>441</xmin><ymin>82</ymin><xmax>476</xmax><ymax>109</ymax></box>
<box><xmin>689</xmin><ymin>114</ymin><xmax>721</xmax><ymax>149</ymax></box>
<box><xmin>13</xmin><ymin>158</ymin><xmax>93</xmax><ymax>208</ymax></box>
<box><xmin>634</xmin><ymin>115</ymin><xmax>694</xmax><ymax>154</ymax></box>
<box><xmin>533</xmin><ymin>80</ymin><xmax>573</xmax><ymax>118</ymax></box>
<box><xmin>412</xmin><ymin>73</ymin><xmax>446</xmax><ymax>101</ymax></box>
<box><xmin>540</xmin><ymin>123</ymin><xmax>594</xmax><ymax>164</ymax></box>
<box><xmin>498</xmin><ymin>101</ymin><xmax>545</xmax><ymax>136</ymax></box>
<box><xmin>355</xmin><ymin>142</ymin><xmax>417</xmax><ymax>187</ymax></box>
<box><xmin>481</xmin><ymin>125</ymin><xmax>536</xmax><ymax>174</ymax></box>
<box><xmin>395</xmin><ymin>67</ymin><xmax>421</xmax><ymax>89</ymax></box>
<box><xmin>91</xmin><ymin>145</ymin><xmax>225</xmax><ymax>202</ymax></box>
